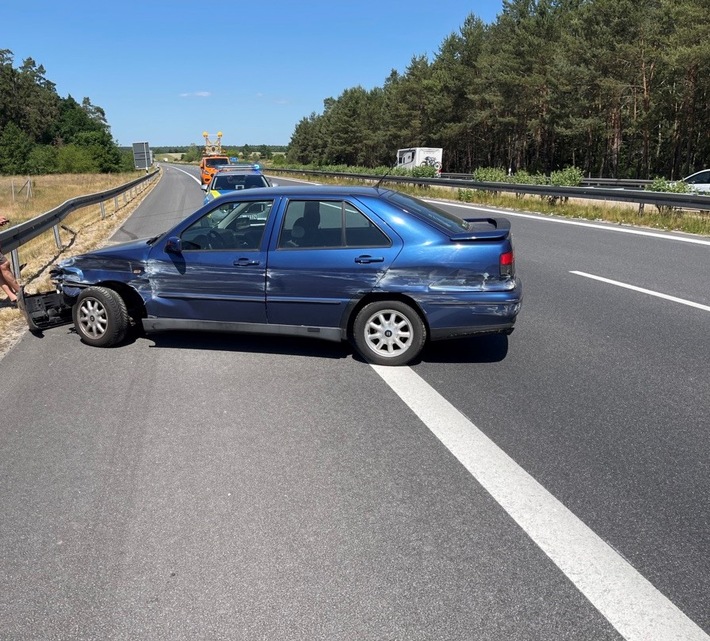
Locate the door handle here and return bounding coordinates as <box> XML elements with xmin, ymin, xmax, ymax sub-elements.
<box><xmin>355</xmin><ymin>255</ymin><xmax>385</xmax><ymax>264</ymax></box>
<box><xmin>234</xmin><ymin>258</ymin><xmax>260</xmax><ymax>266</ymax></box>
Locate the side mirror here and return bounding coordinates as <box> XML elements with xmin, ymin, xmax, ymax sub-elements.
<box><xmin>165</xmin><ymin>236</ymin><xmax>183</xmax><ymax>254</ymax></box>
<box><xmin>201</xmin><ymin>184</ymin><xmax>208</xmax><ymax>191</ymax></box>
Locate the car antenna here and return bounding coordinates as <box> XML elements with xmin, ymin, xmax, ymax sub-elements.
<box><xmin>374</xmin><ymin>161</ymin><xmax>398</xmax><ymax>190</ymax></box>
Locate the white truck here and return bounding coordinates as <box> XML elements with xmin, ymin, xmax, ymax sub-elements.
<box><xmin>395</xmin><ymin>147</ymin><xmax>443</xmax><ymax>174</ymax></box>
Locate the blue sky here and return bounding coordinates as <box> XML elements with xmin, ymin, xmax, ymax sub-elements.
<box><xmin>1</xmin><ymin>1</ymin><xmax>503</xmax><ymax>148</ymax></box>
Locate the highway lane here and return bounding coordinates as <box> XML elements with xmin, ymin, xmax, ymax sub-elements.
<box><xmin>418</xmin><ymin>199</ymin><xmax>710</xmax><ymax>632</ymax></box>
<box><xmin>0</xmin><ymin>166</ymin><xmax>707</xmax><ymax>640</ymax></box>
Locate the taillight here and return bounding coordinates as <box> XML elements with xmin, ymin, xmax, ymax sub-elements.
<box><xmin>500</xmin><ymin>250</ymin><xmax>514</xmax><ymax>277</ymax></box>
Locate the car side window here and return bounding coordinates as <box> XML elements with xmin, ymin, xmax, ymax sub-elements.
<box><xmin>686</xmin><ymin>171</ymin><xmax>710</xmax><ymax>185</ymax></box>
<box><xmin>180</xmin><ymin>200</ymin><xmax>273</xmax><ymax>251</ymax></box>
<box><xmin>277</xmin><ymin>200</ymin><xmax>390</xmax><ymax>249</ymax></box>
<box><xmin>344</xmin><ymin>204</ymin><xmax>390</xmax><ymax>247</ymax></box>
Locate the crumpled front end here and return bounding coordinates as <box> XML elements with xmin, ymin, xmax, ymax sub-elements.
<box><xmin>17</xmin><ymin>258</ymin><xmax>83</xmax><ymax>331</ymax></box>
<box><xmin>17</xmin><ymin>285</ymin><xmax>74</xmax><ymax>332</ymax></box>
<box><xmin>18</xmin><ymin>248</ymin><xmax>148</xmax><ymax>333</ymax></box>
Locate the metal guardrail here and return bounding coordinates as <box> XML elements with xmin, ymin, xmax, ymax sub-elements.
<box><xmin>579</xmin><ymin>177</ymin><xmax>653</xmax><ymax>188</ymax></box>
<box><xmin>441</xmin><ymin>173</ymin><xmax>653</xmax><ymax>189</ymax></box>
<box><xmin>0</xmin><ymin>169</ymin><xmax>160</xmax><ymax>278</ymax></box>
<box><xmin>267</xmin><ymin>168</ymin><xmax>709</xmax><ymax>211</ymax></box>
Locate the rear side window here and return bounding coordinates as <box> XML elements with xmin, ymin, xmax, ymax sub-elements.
<box><xmin>386</xmin><ymin>191</ymin><xmax>468</xmax><ymax>233</ymax></box>
<box><xmin>277</xmin><ymin>200</ymin><xmax>391</xmax><ymax>249</ymax></box>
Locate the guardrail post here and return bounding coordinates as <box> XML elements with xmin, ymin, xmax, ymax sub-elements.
<box><xmin>52</xmin><ymin>224</ymin><xmax>62</xmax><ymax>249</ymax></box>
<box><xmin>100</xmin><ymin>201</ymin><xmax>106</xmax><ymax>220</ymax></box>
<box><xmin>10</xmin><ymin>249</ymin><xmax>21</xmax><ymax>280</ymax></box>
<box><xmin>638</xmin><ymin>202</ymin><xmax>645</xmax><ymax>216</ymax></box>
<box><xmin>114</xmin><ymin>195</ymin><xmax>119</xmax><ymax>211</ymax></box>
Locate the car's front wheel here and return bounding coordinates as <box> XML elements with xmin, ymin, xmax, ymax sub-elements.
<box><xmin>73</xmin><ymin>286</ymin><xmax>129</xmax><ymax>347</ymax></box>
<box><xmin>353</xmin><ymin>300</ymin><xmax>426</xmax><ymax>366</ymax></box>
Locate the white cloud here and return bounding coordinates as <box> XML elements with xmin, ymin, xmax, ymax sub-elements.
<box><xmin>179</xmin><ymin>91</ymin><xmax>212</xmax><ymax>98</ymax></box>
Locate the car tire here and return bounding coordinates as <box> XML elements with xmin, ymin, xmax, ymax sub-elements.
<box><xmin>353</xmin><ymin>300</ymin><xmax>426</xmax><ymax>366</ymax></box>
<box><xmin>73</xmin><ymin>286</ymin><xmax>129</xmax><ymax>347</ymax></box>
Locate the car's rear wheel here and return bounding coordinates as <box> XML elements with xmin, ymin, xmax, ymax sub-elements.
<box><xmin>353</xmin><ymin>300</ymin><xmax>426</xmax><ymax>366</ymax></box>
<box><xmin>73</xmin><ymin>286</ymin><xmax>129</xmax><ymax>347</ymax></box>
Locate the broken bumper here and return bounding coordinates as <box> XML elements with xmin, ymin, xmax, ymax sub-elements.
<box><xmin>17</xmin><ymin>287</ymin><xmax>73</xmax><ymax>332</ymax></box>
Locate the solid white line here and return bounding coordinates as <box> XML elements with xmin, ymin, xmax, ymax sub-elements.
<box><xmin>433</xmin><ymin>200</ymin><xmax>710</xmax><ymax>246</ymax></box>
<box><xmin>571</xmin><ymin>271</ymin><xmax>710</xmax><ymax>312</ymax></box>
<box><xmin>166</xmin><ymin>164</ymin><xmax>202</xmax><ymax>184</ymax></box>
<box><xmin>371</xmin><ymin>365</ymin><xmax>709</xmax><ymax>641</ymax></box>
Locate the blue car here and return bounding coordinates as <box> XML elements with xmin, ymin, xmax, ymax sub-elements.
<box><xmin>22</xmin><ymin>186</ymin><xmax>522</xmax><ymax>366</ymax></box>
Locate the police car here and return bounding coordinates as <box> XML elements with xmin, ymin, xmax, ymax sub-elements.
<box><xmin>201</xmin><ymin>164</ymin><xmax>272</xmax><ymax>204</ymax></box>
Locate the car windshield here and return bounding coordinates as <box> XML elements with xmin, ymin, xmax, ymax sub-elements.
<box><xmin>386</xmin><ymin>191</ymin><xmax>469</xmax><ymax>232</ymax></box>
<box><xmin>205</xmin><ymin>158</ymin><xmax>227</xmax><ymax>167</ymax></box>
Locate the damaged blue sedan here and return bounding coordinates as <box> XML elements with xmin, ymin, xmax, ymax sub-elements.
<box><xmin>19</xmin><ymin>185</ymin><xmax>522</xmax><ymax>366</ymax></box>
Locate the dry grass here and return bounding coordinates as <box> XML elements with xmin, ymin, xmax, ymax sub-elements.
<box><xmin>0</xmin><ymin>171</ymin><xmax>160</xmax><ymax>359</ymax></box>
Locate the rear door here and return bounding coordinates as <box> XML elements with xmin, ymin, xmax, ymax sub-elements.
<box><xmin>265</xmin><ymin>199</ymin><xmax>402</xmax><ymax>329</ymax></box>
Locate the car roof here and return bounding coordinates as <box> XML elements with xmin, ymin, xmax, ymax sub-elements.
<box><xmin>213</xmin><ymin>169</ymin><xmax>262</xmax><ymax>176</ymax></box>
<box><xmin>683</xmin><ymin>169</ymin><xmax>710</xmax><ymax>179</ymax></box>
<box><xmin>215</xmin><ymin>163</ymin><xmax>260</xmax><ymax>170</ymax></box>
<box><xmin>216</xmin><ymin>185</ymin><xmax>396</xmax><ymax>199</ymax></box>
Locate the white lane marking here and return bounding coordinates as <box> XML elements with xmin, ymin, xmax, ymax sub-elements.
<box><xmin>431</xmin><ymin>200</ymin><xmax>710</xmax><ymax>246</ymax></box>
<box><xmin>572</xmin><ymin>271</ymin><xmax>710</xmax><ymax>312</ymax></box>
<box><xmin>167</xmin><ymin>164</ymin><xmax>202</xmax><ymax>184</ymax></box>
<box><xmin>371</xmin><ymin>365</ymin><xmax>709</xmax><ymax>641</ymax></box>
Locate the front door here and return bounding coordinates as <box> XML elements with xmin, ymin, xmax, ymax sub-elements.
<box><xmin>146</xmin><ymin>199</ymin><xmax>274</xmax><ymax>324</ymax></box>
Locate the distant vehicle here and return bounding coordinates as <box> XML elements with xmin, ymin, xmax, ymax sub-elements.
<box><xmin>396</xmin><ymin>147</ymin><xmax>443</xmax><ymax>174</ymax></box>
<box><xmin>681</xmin><ymin>169</ymin><xmax>710</xmax><ymax>193</ymax></box>
<box><xmin>199</xmin><ymin>154</ymin><xmax>231</xmax><ymax>185</ymax></box>
<box><xmin>19</xmin><ymin>185</ymin><xmax>522</xmax><ymax>366</ymax></box>
<box><xmin>199</xmin><ymin>130</ymin><xmax>230</xmax><ymax>184</ymax></box>
<box><xmin>201</xmin><ymin>164</ymin><xmax>272</xmax><ymax>206</ymax></box>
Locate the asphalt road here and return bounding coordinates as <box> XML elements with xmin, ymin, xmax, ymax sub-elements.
<box><xmin>0</xmin><ymin>165</ymin><xmax>707</xmax><ymax>640</ymax></box>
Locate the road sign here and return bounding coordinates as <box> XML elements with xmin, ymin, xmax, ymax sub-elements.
<box><xmin>132</xmin><ymin>142</ymin><xmax>151</xmax><ymax>170</ymax></box>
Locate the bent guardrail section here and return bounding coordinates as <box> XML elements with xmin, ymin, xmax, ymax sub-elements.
<box><xmin>267</xmin><ymin>168</ymin><xmax>709</xmax><ymax>212</ymax></box>
<box><xmin>0</xmin><ymin>169</ymin><xmax>160</xmax><ymax>278</ymax></box>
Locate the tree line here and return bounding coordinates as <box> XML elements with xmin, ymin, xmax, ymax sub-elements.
<box><xmin>287</xmin><ymin>0</ymin><xmax>709</xmax><ymax>179</ymax></box>
<box><xmin>173</xmin><ymin>144</ymin><xmax>287</xmax><ymax>163</ymax></box>
<box><xmin>0</xmin><ymin>50</ymin><xmax>130</xmax><ymax>175</ymax></box>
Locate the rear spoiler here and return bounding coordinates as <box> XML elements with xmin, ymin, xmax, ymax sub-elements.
<box><xmin>449</xmin><ymin>217</ymin><xmax>511</xmax><ymax>241</ymax></box>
